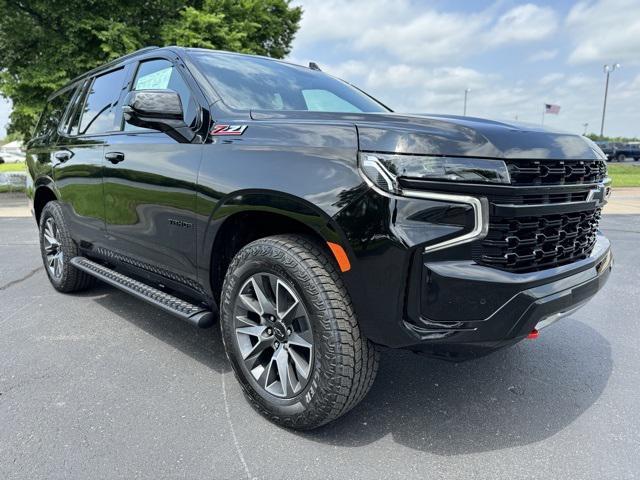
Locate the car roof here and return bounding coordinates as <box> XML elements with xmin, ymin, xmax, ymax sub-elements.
<box><xmin>48</xmin><ymin>46</ymin><xmax>170</xmax><ymax>101</ymax></box>
<box><xmin>48</xmin><ymin>46</ymin><xmax>315</xmax><ymax>102</ymax></box>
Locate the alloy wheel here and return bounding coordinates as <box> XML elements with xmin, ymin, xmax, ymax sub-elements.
<box><xmin>233</xmin><ymin>272</ymin><xmax>313</xmax><ymax>398</ymax></box>
<box><xmin>43</xmin><ymin>217</ymin><xmax>63</xmax><ymax>279</ymax></box>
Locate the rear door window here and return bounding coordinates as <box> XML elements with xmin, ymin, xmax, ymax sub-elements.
<box><xmin>32</xmin><ymin>87</ymin><xmax>76</xmax><ymax>140</ymax></box>
<box><xmin>77</xmin><ymin>68</ymin><xmax>126</xmax><ymax>135</ymax></box>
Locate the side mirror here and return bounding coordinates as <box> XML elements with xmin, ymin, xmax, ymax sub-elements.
<box><xmin>122</xmin><ymin>90</ymin><xmax>196</xmax><ymax>143</ymax></box>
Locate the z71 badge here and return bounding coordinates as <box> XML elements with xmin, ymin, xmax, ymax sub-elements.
<box><xmin>210</xmin><ymin>124</ymin><xmax>247</xmax><ymax>136</ymax></box>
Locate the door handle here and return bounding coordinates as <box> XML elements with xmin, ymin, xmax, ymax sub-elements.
<box><xmin>53</xmin><ymin>150</ymin><xmax>72</xmax><ymax>163</ymax></box>
<box><xmin>105</xmin><ymin>151</ymin><xmax>125</xmax><ymax>164</ymax></box>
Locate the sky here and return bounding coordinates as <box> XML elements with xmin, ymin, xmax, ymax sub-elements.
<box><xmin>1</xmin><ymin>0</ymin><xmax>639</xmax><ymax>138</ymax></box>
<box><xmin>287</xmin><ymin>0</ymin><xmax>640</xmax><ymax>137</ymax></box>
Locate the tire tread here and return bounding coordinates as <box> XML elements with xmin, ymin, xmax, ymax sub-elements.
<box><xmin>221</xmin><ymin>234</ymin><xmax>379</xmax><ymax>430</ymax></box>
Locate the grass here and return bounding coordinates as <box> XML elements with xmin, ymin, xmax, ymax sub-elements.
<box><xmin>0</xmin><ymin>161</ymin><xmax>26</xmax><ymax>173</ymax></box>
<box><xmin>0</xmin><ymin>162</ymin><xmax>26</xmax><ymax>193</ymax></box>
<box><xmin>607</xmin><ymin>163</ymin><xmax>640</xmax><ymax>187</ymax></box>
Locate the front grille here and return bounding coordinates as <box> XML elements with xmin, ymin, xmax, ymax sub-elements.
<box><xmin>491</xmin><ymin>190</ymin><xmax>589</xmax><ymax>205</ymax></box>
<box><xmin>506</xmin><ymin>159</ymin><xmax>607</xmax><ymax>186</ymax></box>
<box><xmin>478</xmin><ymin>207</ymin><xmax>601</xmax><ymax>272</ymax></box>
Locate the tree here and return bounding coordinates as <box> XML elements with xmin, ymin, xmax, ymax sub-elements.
<box><xmin>0</xmin><ymin>0</ymin><xmax>302</xmax><ymax>137</ymax></box>
<box><xmin>586</xmin><ymin>133</ymin><xmax>640</xmax><ymax>142</ymax></box>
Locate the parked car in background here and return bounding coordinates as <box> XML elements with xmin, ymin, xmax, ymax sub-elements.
<box><xmin>0</xmin><ymin>140</ymin><xmax>26</xmax><ymax>163</ymax></box>
<box><xmin>26</xmin><ymin>47</ymin><xmax>613</xmax><ymax>429</ymax></box>
<box><xmin>595</xmin><ymin>141</ymin><xmax>614</xmax><ymax>160</ymax></box>
<box><xmin>595</xmin><ymin>141</ymin><xmax>640</xmax><ymax>161</ymax></box>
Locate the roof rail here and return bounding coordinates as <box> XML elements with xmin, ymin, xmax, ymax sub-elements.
<box><xmin>66</xmin><ymin>46</ymin><xmax>161</xmax><ymax>85</ymax></box>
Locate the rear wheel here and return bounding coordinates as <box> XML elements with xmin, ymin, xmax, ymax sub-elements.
<box><xmin>220</xmin><ymin>234</ymin><xmax>379</xmax><ymax>430</ymax></box>
<box><xmin>38</xmin><ymin>201</ymin><xmax>95</xmax><ymax>292</ymax></box>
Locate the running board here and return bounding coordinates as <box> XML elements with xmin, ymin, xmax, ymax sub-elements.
<box><xmin>70</xmin><ymin>257</ymin><xmax>214</xmax><ymax>328</ymax></box>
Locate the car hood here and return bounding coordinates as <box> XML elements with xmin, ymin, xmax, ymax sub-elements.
<box><xmin>251</xmin><ymin>110</ymin><xmax>606</xmax><ymax>160</ymax></box>
<box><xmin>357</xmin><ymin>113</ymin><xmax>606</xmax><ymax>160</ymax></box>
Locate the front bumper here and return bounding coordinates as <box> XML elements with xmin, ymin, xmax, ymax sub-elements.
<box><xmin>404</xmin><ymin>234</ymin><xmax>612</xmax><ymax>360</ymax></box>
<box><xmin>334</xmin><ymin>184</ymin><xmax>612</xmax><ymax>360</ymax></box>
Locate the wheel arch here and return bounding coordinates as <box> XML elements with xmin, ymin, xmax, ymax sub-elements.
<box><xmin>203</xmin><ymin>190</ymin><xmax>352</xmax><ymax>303</ymax></box>
<box><xmin>33</xmin><ymin>183</ymin><xmax>59</xmax><ymax>224</ymax></box>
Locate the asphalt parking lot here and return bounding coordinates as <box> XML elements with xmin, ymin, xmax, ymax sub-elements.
<box><xmin>1</xmin><ymin>210</ymin><xmax>639</xmax><ymax>479</ymax></box>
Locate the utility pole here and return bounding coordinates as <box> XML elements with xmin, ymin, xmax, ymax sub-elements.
<box><xmin>600</xmin><ymin>63</ymin><xmax>620</xmax><ymax>137</ymax></box>
<box><xmin>463</xmin><ymin>88</ymin><xmax>471</xmax><ymax>116</ymax></box>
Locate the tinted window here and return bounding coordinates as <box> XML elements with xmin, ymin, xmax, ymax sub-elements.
<box><xmin>124</xmin><ymin>59</ymin><xmax>197</xmax><ymax>131</ymax></box>
<box><xmin>78</xmin><ymin>68</ymin><xmax>126</xmax><ymax>135</ymax></box>
<box><xmin>189</xmin><ymin>51</ymin><xmax>388</xmax><ymax>113</ymax></box>
<box><xmin>64</xmin><ymin>80</ymin><xmax>89</xmax><ymax>136</ymax></box>
<box><xmin>302</xmin><ymin>89</ymin><xmax>362</xmax><ymax>113</ymax></box>
<box><xmin>32</xmin><ymin>87</ymin><xmax>76</xmax><ymax>139</ymax></box>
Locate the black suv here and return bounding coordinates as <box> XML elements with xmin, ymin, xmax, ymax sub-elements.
<box><xmin>26</xmin><ymin>47</ymin><xmax>613</xmax><ymax>429</ymax></box>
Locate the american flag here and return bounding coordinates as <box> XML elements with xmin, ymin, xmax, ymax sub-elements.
<box><xmin>545</xmin><ymin>103</ymin><xmax>561</xmax><ymax>114</ymax></box>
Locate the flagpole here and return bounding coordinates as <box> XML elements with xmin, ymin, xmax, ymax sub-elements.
<box><xmin>541</xmin><ymin>104</ymin><xmax>545</xmax><ymax>126</ymax></box>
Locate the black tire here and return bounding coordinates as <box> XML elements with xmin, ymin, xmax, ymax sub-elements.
<box><xmin>617</xmin><ymin>153</ymin><xmax>626</xmax><ymax>162</ymax></box>
<box><xmin>220</xmin><ymin>234</ymin><xmax>379</xmax><ymax>430</ymax></box>
<box><xmin>38</xmin><ymin>201</ymin><xmax>95</xmax><ymax>293</ymax></box>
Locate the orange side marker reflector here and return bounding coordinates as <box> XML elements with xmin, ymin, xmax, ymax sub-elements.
<box><xmin>527</xmin><ymin>329</ymin><xmax>539</xmax><ymax>340</ymax></box>
<box><xmin>327</xmin><ymin>242</ymin><xmax>351</xmax><ymax>272</ymax></box>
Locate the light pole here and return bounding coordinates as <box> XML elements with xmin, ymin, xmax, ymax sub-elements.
<box><xmin>583</xmin><ymin>122</ymin><xmax>589</xmax><ymax>135</ymax></box>
<box><xmin>600</xmin><ymin>63</ymin><xmax>620</xmax><ymax>138</ymax></box>
<box><xmin>463</xmin><ymin>88</ymin><xmax>471</xmax><ymax>116</ymax></box>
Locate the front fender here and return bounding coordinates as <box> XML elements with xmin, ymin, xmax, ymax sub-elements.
<box><xmin>197</xmin><ymin>189</ymin><xmax>353</xmax><ymax>282</ymax></box>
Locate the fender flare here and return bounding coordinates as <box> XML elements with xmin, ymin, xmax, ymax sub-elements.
<box><xmin>199</xmin><ymin>189</ymin><xmax>354</xmax><ymax>292</ymax></box>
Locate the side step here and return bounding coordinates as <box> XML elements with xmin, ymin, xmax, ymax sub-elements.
<box><xmin>70</xmin><ymin>257</ymin><xmax>214</xmax><ymax>328</ymax></box>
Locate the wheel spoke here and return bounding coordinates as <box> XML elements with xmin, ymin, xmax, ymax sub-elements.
<box><xmin>44</xmin><ymin>233</ymin><xmax>57</xmax><ymax>249</ymax></box>
<box><xmin>276</xmin><ymin>279</ymin><xmax>299</xmax><ymax>322</ymax></box>
<box><xmin>53</xmin><ymin>255</ymin><xmax>62</xmax><ymax>277</ymax></box>
<box><xmin>251</xmin><ymin>276</ymin><xmax>276</xmax><ymax>316</ymax></box>
<box><xmin>235</xmin><ymin>315</ymin><xmax>258</xmax><ymax>327</ymax></box>
<box><xmin>288</xmin><ymin>346</ymin><xmax>311</xmax><ymax>381</ymax></box>
<box><xmin>236</xmin><ymin>325</ymin><xmax>270</xmax><ymax>365</ymax></box>
<box><xmin>275</xmin><ymin>347</ymin><xmax>290</xmax><ymax>397</ymax></box>
<box><xmin>238</xmin><ymin>289</ymin><xmax>263</xmax><ymax>316</ymax></box>
<box><xmin>287</xmin><ymin>332</ymin><xmax>312</xmax><ymax>350</ymax></box>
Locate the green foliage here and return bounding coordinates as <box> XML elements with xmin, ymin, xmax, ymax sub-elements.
<box><xmin>586</xmin><ymin>133</ymin><xmax>640</xmax><ymax>142</ymax></box>
<box><xmin>0</xmin><ymin>0</ymin><xmax>302</xmax><ymax>138</ymax></box>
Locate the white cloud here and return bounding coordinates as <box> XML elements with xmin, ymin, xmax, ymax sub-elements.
<box><xmin>354</xmin><ymin>10</ymin><xmax>491</xmax><ymax>63</ymax></box>
<box><xmin>293</xmin><ymin>1</ymin><xmax>557</xmax><ymax>64</ymax></box>
<box><xmin>528</xmin><ymin>49</ymin><xmax>558</xmax><ymax>62</ymax></box>
<box><xmin>294</xmin><ymin>0</ymin><xmax>491</xmax><ymax>62</ymax></box>
<box><xmin>567</xmin><ymin>0</ymin><xmax>640</xmax><ymax>64</ymax></box>
<box><xmin>488</xmin><ymin>4</ymin><xmax>558</xmax><ymax>46</ymax></box>
<box><xmin>539</xmin><ymin>73</ymin><xmax>565</xmax><ymax>85</ymax></box>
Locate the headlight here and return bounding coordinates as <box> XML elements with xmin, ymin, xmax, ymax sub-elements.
<box><xmin>360</xmin><ymin>153</ymin><xmax>511</xmax><ymax>194</ymax></box>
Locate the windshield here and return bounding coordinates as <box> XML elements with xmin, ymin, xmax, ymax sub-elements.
<box><xmin>189</xmin><ymin>51</ymin><xmax>388</xmax><ymax>113</ymax></box>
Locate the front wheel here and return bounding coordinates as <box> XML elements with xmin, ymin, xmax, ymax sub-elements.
<box><xmin>220</xmin><ymin>235</ymin><xmax>379</xmax><ymax>430</ymax></box>
<box><xmin>617</xmin><ymin>153</ymin><xmax>626</xmax><ymax>162</ymax></box>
